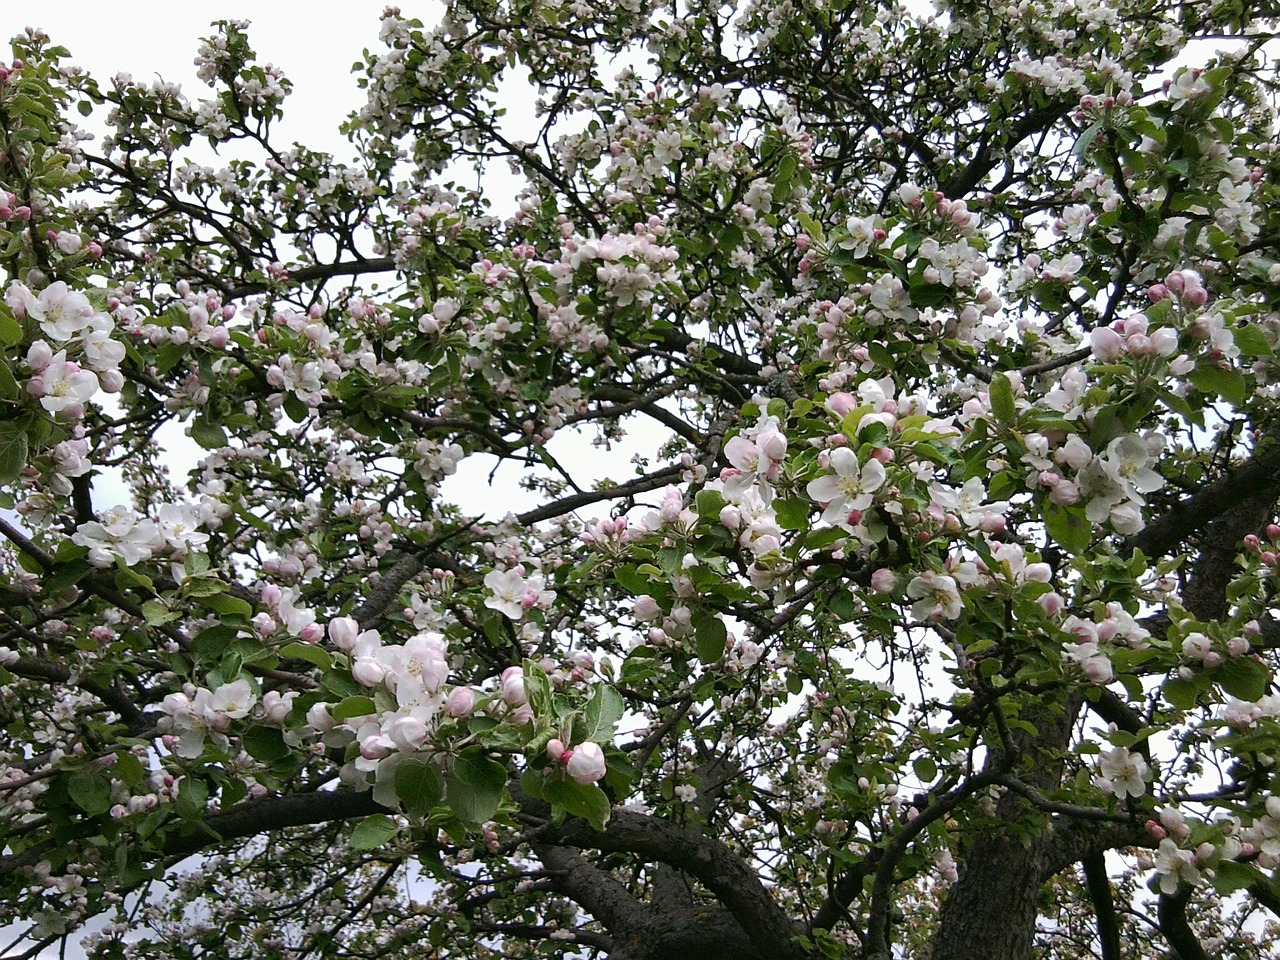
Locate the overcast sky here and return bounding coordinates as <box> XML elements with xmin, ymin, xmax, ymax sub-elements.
<box><xmin>8</xmin><ymin>2</ymin><xmax>404</xmax><ymax>151</ymax></box>
<box><xmin>2</xmin><ymin>2</ymin><xmax>653</xmax><ymax>524</ymax></box>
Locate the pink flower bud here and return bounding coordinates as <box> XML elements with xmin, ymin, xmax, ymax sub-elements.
<box><xmin>445</xmin><ymin>686</ymin><xmax>476</xmax><ymax>716</ymax></box>
<box><xmin>510</xmin><ymin>704</ymin><xmax>534</xmax><ymax>725</ymax></box>
<box><xmin>1090</xmin><ymin>326</ymin><xmax>1125</xmax><ymax>361</ymax></box>
<box><xmin>327</xmin><ymin>616</ymin><xmax>359</xmax><ymax>650</ymax></box>
<box><xmin>254</xmin><ymin>692</ymin><xmax>285</xmax><ymax>725</ymax></box>
<box><xmin>826</xmin><ymin>392</ymin><xmax>858</xmax><ymax>416</ymax></box>
<box><xmin>565</xmin><ymin>741</ymin><xmax>607</xmax><ymax>784</ymax></box>
<box><xmin>351</xmin><ymin>657</ymin><xmax>386</xmax><ymax>687</ymax></box>
<box><xmin>633</xmin><ymin>595</ymin><xmax>661</xmax><ymax>621</ymax></box>
<box><xmin>1048</xmin><ymin>481</ymin><xmax>1081</xmax><ymax>506</ymax></box>
<box><xmin>870</xmin><ymin>569</ymin><xmax>898</xmax><ymax>593</ymax></box>
<box><xmin>501</xmin><ymin>666</ymin><xmax>527</xmax><ymax>707</ymax></box>
<box><xmin>1037</xmin><ymin>591</ymin><xmax>1064</xmax><ymax>618</ymax></box>
<box><xmin>25</xmin><ymin>340</ymin><xmax>53</xmax><ymax>372</ymax></box>
<box><xmin>1082</xmin><ymin>656</ymin><xmax>1113</xmax><ymax>684</ymax></box>
<box><xmin>547</xmin><ymin>738</ymin><xmax>567</xmax><ymax>762</ymax></box>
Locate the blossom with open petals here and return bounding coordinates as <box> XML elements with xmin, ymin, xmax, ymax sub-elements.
<box><xmin>35</xmin><ymin>351</ymin><xmax>99</xmax><ymax>414</ymax></box>
<box><xmin>806</xmin><ymin>448</ymin><xmax>885</xmax><ymax>526</ymax></box>
<box><xmin>1095</xmin><ymin>745</ymin><xmax>1148</xmax><ymax>800</ymax></box>
<box><xmin>906</xmin><ymin>571</ymin><xmax>963</xmax><ymax>620</ymax></box>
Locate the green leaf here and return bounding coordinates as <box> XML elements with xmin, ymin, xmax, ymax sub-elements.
<box><xmin>0</xmin><ymin>358</ymin><xmax>19</xmax><ymax>401</ymax></box>
<box><xmin>68</xmin><ymin>770</ymin><xmax>113</xmax><ymax>816</ymax></box>
<box><xmin>0</xmin><ymin>422</ymin><xmax>29</xmax><ymax>485</ymax></box>
<box><xmin>185</xmin><ymin>550</ymin><xmax>212</xmax><ymax>577</ymax></box>
<box><xmin>16</xmin><ymin>550</ymin><xmax>42</xmax><ymax>575</ymax></box>
<box><xmin>692</xmin><ymin>608</ymin><xmax>727</xmax><ymax>664</ymax></box>
<box><xmin>522</xmin><ymin>659</ymin><xmax>554</xmax><ymax>717</ymax></box>
<box><xmin>1162</xmin><ymin>677</ymin><xmax>1198</xmax><ymax>711</ymax></box>
<box><xmin>1189</xmin><ymin>365</ymin><xmax>1247</xmax><ymax>406</ymax></box>
<box><xmin>774</xmin><ymin>497</ymin><xmax>809</xmax><ymax>530</ymax></box>
<box><xmin>331</xmin><ymin>696</ymin><xmax>377</xmax><ymax>721</ymax></box>
<box><xmin>580</xmin><ymin>685</ymin><xmax>625</xmax><ymax>743</ymax></box>
<box><xmin>0</xmin><ymin>306</ymin><xmax>22</xmax><ymax>345</ymax></box>
<box><xmin>989</xmin><ymin>373</ymin><xmax>1016</xmax><ymax>424</ymax></box>
<box><xmin>694</xmin><ymin>488</ymin><xmax>727</xmax><ymax>519</ymax></box>
<box><xmin>859</xmin><ymin>420</ymin><xmax>889</xmax><ymax>446</ymax></box>
<box><xmin>321</xmin><ymin>669</ymin><xmax>361</xmax><ymax>699</ymax></box>
<box><xmin>198</xmin><ymin>591</ymin><xmax>254</xmax><ymax>619</ymax></box>
<box><xmin>913</xmin><ymin>757</ymin><xmax>938</xmax><ymax>784</ymax></box>
<box><xmin>283</xmin><ymin>393</ymin><xmax>308</xmax><ymax>422</ymax></box>
<box><xmin>176</xmin><ymin>776</ymin><xmax>209</xmax><ymax>819</ymax></box>
<box><xmin>1072</xmin><ymin>118</ymin><xmax>1104</xmax><ymax>158</ymax></box>
<box><xmin>543</xmin><ymin>778</ymin><xmax>611</xmax><ymax>830</ymax></box>
<box><xmin>839</xmin><ymin>404</ymin><xmax>874</xmax><ymax>438</ymax></box>
<box><xmin>395</xmin><ymin>758</ymin><xmax>444</xmax><ymax>818</ymax></box>
<box><xmin>908</xmin><ymin>281</ymin><xmax>950</xmax><ymax>307</ymax></box>
<box><xmin>613</xmin><ymin>565</ymin><xmax>652</xmax><ymax>596</ymax></box>
<box><xmin>189</xmin><ymin>416</ymin><xmax>228</xmax><ymax>450</ymax></box>
<box><xmin>242</xmin><ymin>725</ymin><xmax>290</xmax><ymax>763</ymax></box>
<box><xmin>278</xmin><ymin>641</ymin><xmax>332</xmax><ymax>670</ymax></box>
<box><xmin>1234</xmin><ymin>324</ymin><xmax>1272</xmax><ymax>357</ymax></box>
<box><xmin>1218</xmin><ymin>657</ymin><xmax>1269</xmax><ymax>703</ymax></box>
<box><xmin>141</xmin><ymin>600</ymin><xmax>177</xmax><ymax>626</ymax></box>
<box><xmin>350</xmin><ymin>813</ymin><xmax>399</xmax><ymax>850</ymax></box>
<box><xmin>446</xmin><ymin>748</ymin><xmax>508</xmax><ymax>824</ymax></box>
<box><xmin>1211</xmin><ymin>859</ymin><xmax>1260</xmax><ymax>895</ymax></box>
<box><xmin>1043</xmin><ymin>500</ymin><xmax>1091</xmax><ymax>555</ymax></box>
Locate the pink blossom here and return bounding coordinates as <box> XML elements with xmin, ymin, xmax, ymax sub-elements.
<box><xmin>565</xmin><ymin>742</ymin><xmax>607</xmax><ymax>784</ymax></box>
<box><xmin>446</xmin><ymin>687</ymin><xmax>477</xmax><ymax>717</ymax></box>
<box><xmin>1089</xmin><ymin>326</ymin><xmax>1125</xmax><ymax>361</ymax></box>
<box><xmin>501</xmin><ymin>666</ymin><xmax>528</xmax><ymax>707</ymax></box>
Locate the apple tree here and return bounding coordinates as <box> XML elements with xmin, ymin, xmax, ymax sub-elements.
<box><xmin>3</xmin><ymin>2</ymin><xmax>1280</xmax><ymax>958</ymax></box>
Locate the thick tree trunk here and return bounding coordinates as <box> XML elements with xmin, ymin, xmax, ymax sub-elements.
<box><xmin>930</xmin><ymin>827</ymin><xmax>1054</xmax><ymax>960</ymax></box>
<box><xmin>930</xmin><ymin>695</ymin><xmax>1079</xmax><ymax>960</ymax></box>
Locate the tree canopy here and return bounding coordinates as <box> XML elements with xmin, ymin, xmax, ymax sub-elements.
<box><xmin>2</xmin><ymin>2</ymin><xmax>1280</xmax><ymax>958</ymax></box>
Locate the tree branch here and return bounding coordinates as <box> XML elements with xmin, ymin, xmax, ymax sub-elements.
<box><xmin>1129</xmin><ymin>429</ymin><xmax>1280</xmax><ymax>560</ymax></box>
<box><xmin>529</xmin><ymin>805</ymin><xmax>804</xmax><ymax>959</ymax></box>
<box><xmin>1082</xmin><ymin>853</ymin><xmax>1121</xmax><ymax>960</ymax></box>
<box><xmin>162</xmin><ymin>788</ymin><xmax>382</xmax><ymax>858</ymax></box>
<box><xmin>1157</xmin><ymin>888</ymin><xmax>1211</xmax><ymax>960</ymax></box>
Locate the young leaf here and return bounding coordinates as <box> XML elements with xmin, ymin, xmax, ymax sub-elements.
<box><xmin>543</xmin><ymin>778</ymin><xmax>611</xmax><ymax>831</ymax></box>
<box><xmin>989</xmin><ymin>373</ymin><xmax>1016</xmax><ymax>424</ymax></box>
<box><xmin>692</xmin><ymin>608</ymin><xmax>728</xmax><ymax>664</ymax></box>
<box><xmin>446</xmin><ymin>748</ymin><xmax>508</xmax><ymax>824</ymax></box>
<box><xmin>395</xmin><ymin>758</ymin><xmax>444</xmax><ymax>818</ymax></box>
<box><xmin>580</xmin><ymin>685</ymin><xmax>625</xmax><ymax>743</ymax></box>
<box><xmin>350</xmin><ymin>813</ymin><xmax>399</xmax><ymax>850</ymax></box>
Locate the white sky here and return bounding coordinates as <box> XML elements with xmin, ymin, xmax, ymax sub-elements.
<box><xmin>5</xmin><ymin>4</ymin><xmax>1259</xmax><ymax>958</ymax></box>
<box><xmin>8</xmin><ymin>2</ymin><xmax>404</xmax><ymax>153</ymax></box>
<box><xmin>5</xmin><ymin>10</ymin><xmax>427</xmax><ymax>955</ymax></box>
